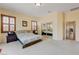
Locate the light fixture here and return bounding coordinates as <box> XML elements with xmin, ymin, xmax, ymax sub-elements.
<box><xmin>35</xmin><ymin>3</ymin><xmax>41</xmax><ymax>7</ymax></box>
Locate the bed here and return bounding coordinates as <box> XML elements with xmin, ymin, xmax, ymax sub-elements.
<box><xmin>16</xmin><ymin>30</ymin><xmax>42</xmax><ymax>48</ymax></box>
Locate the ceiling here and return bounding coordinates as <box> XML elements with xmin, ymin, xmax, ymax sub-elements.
<box><xmin>0</xmin><ymin>3</ymin><xmax>79</xmax><ymax>16</ymax></box>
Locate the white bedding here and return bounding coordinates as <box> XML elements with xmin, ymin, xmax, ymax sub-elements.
<box><xmin>16</xmin><ymin>32</ymin><xmax>42</xmax><ymax>45</ymax></box>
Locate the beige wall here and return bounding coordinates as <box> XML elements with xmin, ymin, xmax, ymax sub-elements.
<box><xmin>38</xmin><ymin>12</ymin><xmax>58</xmax><ymax>35</ymax></box>
<box><xmin>57</xmin><ymin>12</ymin><xmax>64</xmax><ymax>40</ymax></box>
<box><xmin>38</xmin><ymin>12</ymin><xmax>64</xmax><ymax>40</ymax></box>
<box><xmin>0</xmin><ymin>8</ymin><xmax>37</xmax><ymax>43</ymax></box>
<box><xmin>65</xmin><ymin>10</ymin><xmax>79</xmax><ymax>41</ymax></box>
<box><xmin>38</xmin><ymin>12</ymin><xmax>58</xmax><ymax>37</ymax></box>
<box><xmin>1</xmin><ymin>7</ymin><xmax>79</xmax><ymax>43</ymax></box>
<box><xmin>38</xmin><ymin>10</ymin><xmax>79</xmax><ymax>41</ymax></box>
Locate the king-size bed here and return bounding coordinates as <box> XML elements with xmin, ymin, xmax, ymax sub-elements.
<box><xmin>15</xmin><ymin>30</ymin><xmax>42</xmax><ymax>48</ymax></box>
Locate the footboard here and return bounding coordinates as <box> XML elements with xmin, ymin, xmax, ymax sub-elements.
<box><xmin>23</xmin><ymin>39</ymin><xmax>42</xmax><ymax>48</ymax></box>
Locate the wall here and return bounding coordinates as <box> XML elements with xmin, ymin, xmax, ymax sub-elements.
<box><xmin>38</xmin><ymin>12</ymin><xmax>64</xmax><ymax>40</ymax></box>
<box><xmin>38</xmin><ymin>10</ymin><xmax>79</xmax><ymax>41</ymax></box>
<box><xmin>1</xmin><ymin>7</ymin><xmax>76</xmax><ymax>43</ymax></box>
<box><xmin>0</xmin><ymin>8</ymin><xmax>36</xmax><ymax>43</ymax></box>
<box><xmin>38</xmin><ymin>12</ymin><xmax>58</xmax><ymax>39</ymax></box>
<box><xmin>65</xmin><ymin>10</ymin><xmax>79</xmax><ymax>41</ymax></box>
<box><xmin>57</xmin><ymin>12</ymin><xmax>64</xmax><ymax>40</ymax></box>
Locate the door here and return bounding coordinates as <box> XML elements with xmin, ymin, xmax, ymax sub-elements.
<box><xmin>66</xmin><ymin>21</ymin><xmax>75</xmax><ymax>40</ymax></box>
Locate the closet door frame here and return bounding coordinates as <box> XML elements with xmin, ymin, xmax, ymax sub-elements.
<box><xmin>65</xmin><ymin>21</ymin><xmax>76</xmax><ymax>40</ymax></box>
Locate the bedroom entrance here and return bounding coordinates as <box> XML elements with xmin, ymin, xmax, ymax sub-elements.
<box><xmin>65</xmin><ymin>21</ymin><xmax>76</xmax><ymax>40</ymax></box>
<box><xmin>31</xmin><ymin>21</ymin><xmax>38</xmax><ymax>34</ymax></box>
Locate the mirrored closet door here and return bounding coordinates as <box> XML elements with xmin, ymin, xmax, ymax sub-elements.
<box><xmin>41</xmin><ymin>22</ymin><xmax>53</xmax><ymax>39</ymax></box>
<box><xmin>65</xmin><ymin>21</ymin><xmax>75</xmax><ymax>40</ymax></box>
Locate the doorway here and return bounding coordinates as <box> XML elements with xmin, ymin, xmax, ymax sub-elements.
<box><xmin>65</xmin><ymin>21</ymin><xmax>76</xmax><ymax>40</ymax></box>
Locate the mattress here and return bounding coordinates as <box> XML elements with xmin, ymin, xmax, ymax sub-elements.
<box><xmin>16</xmin><ymin>32</ymin><xmax>42</xmax><ymax>45</ymax></box>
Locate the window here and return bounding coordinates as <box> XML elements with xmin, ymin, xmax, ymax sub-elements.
<box><xmin>31</xmin><ymin>21</ymin><xmax>37</xmax><ymax>31</ymax></box>
<box><xmin>31</xmin><ymin>21</ymin><xmax>38</xmax><ymax>34</ymax></box>
<box><xmin>1</xmin><ymin>14</ymin><xmax>16</xmax><ymax>33</ymax></box>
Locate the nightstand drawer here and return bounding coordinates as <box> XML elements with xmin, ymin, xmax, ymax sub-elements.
<box><xmin>7</xmin><ymin>35</ymin><xmax>17</xmax><ymax>43</ymax></box>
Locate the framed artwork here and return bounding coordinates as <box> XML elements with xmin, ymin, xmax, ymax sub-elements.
<box><xmin>22</xmin><ymin>21</ymin><xmax>27</xmax><ymax>27</ymax></box>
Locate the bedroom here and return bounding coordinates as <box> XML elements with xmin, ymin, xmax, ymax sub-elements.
<box><xmin>0</xmin><ymin>3</ymin><xmax>79</xmax><ymax>55</ymax></box>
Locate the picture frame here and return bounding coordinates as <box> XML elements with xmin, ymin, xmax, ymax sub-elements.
<box><xmin>22</xmin><ymin>21</ymin><xmax>27</xmax><ymax>27</ymax></box>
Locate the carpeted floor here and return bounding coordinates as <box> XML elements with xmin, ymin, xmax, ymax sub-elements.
<box><xmin>0</xmin><ymin>39</ymin><xmax>79</xmax><ymax>55</ymax></box>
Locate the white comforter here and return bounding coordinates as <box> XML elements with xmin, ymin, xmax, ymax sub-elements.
<box><xmin>16</xmin><ymin>32</ymin><xmax>42</xmax><ymax>45</ymax></box>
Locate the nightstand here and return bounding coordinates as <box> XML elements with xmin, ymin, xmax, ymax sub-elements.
<box><xmin>7</xmin><ymin>32</ymin><xmax>18</xmax><ymax>43</ymax></box>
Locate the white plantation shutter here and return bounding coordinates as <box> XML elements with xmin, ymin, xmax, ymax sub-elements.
<box><xmin>10</xmin><ymin>25</ymin><xmax>14</xmax><ymax>31</ymax></box>
<box><xmin>3</xmin><ymin>16</ymin><xmax>9</xmax><ymax>23</ymax></box>
<box><xmin>32</xmin><ymin>21</ymin><xmax>37</xmax><ymax>30</ymax></box>
<box><xmin>10</xmin><ymin>17</ymin><xmax>15</xmax><ymax>24</ymax></box>
<box><xmin>3</xmin><ymin>24</ymin><xmax>9</xmax><ymax>31</ymax></box>
<box><xmin>1</xmin><ymin>15</ymin><xmax>16</xmax><ymax>33</ymax></box>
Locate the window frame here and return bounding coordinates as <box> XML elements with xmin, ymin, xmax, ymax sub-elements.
<box><xmin>1</xmin><ymin>14</ymin><xmax>16</xmax><ymax>33</ymax></box>
<box><xmin>31</xmin><ymin>21</ymin><xmax>38</xmax><ymax>31</ymax></box>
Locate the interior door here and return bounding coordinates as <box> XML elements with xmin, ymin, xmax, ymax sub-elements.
<box><xmin>66</xmin><ymin>21</ymin><xmax>75</xmax><ymax>40</ymax></box>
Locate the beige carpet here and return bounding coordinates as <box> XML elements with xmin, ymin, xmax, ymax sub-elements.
<box><xmin>0</xmin><ymin>39</ymin><xmax>79</xmax><ymax>55</ymax></box>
